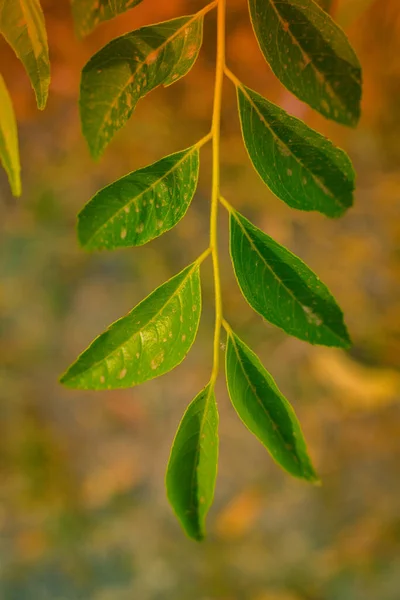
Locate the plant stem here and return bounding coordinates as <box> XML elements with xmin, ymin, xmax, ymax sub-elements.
<box><xmin>209</xmin><ymin>0</ymin><xmax>226</xmax><ymax>387</ymax></box>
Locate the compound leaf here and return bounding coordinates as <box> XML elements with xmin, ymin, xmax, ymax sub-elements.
<box><xmin>60</xmin><ymin>262</ymin><xmax>202</xmax><ymax>389</ymax></box>
<box><xmin>71</xmin><ymin>0</ymin><xmax>144</xmax><ymax>38</ymax></box>
<box><xmin>166</xmin><ymin>384</ymin><xmax>219</xmax><ymax>541</ymax></box>
<box><xmin>78</xmin><ymin>145</ymin><xmax>200</xmax><ymax>250</ymax></box>
<box><xmin>0</xmin><ymin>0</ymin><xmax>50</xmax><ymax>110</ymax></box>
<box><xmin>237</xmin><ymin>83</ymin><xmax>355</xmax><ymax>217</ymax></box>
<box><xmin>248</xmin><ymin>0</ymin><xmax>362</xmax><ymax>126</ymax></box>
<box><xmin>229</xmin><ymin>209</ymin><xmax>351</xmax><ymax>348</ymax></box>
<box><xmin>0</xmin><ymin>74</ymin><xmax>21</xmax><ymax>196</ymax></box>
<box><xmin>80</xmin><ymin>14</ymin><xmax>204</xmax><ymax>158</ymax></box>
<box><xmin>225</xmin><ymin>328</ymin><xmax>318</xmax><ymax>482</ymax></box>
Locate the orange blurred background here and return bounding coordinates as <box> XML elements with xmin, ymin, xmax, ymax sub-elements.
<box><xmin>1</xmin><ymin>1</ymin><xmax>399</xmax><ymax>598</ymax></box>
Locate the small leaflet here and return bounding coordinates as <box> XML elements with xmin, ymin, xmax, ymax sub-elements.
<box><xmin>0</xmin><ymin>0</ymin><xmax>50</xmax><ymax>110</ymax></box>
<box><xmin>60</xmin><ymin>262</ymin><xmax>202</xmax><ymax>389</ymax></box>
<box><xmin>229</xmin><ymin>209</ymin><xmax>351</xmax><ymax>348</ymax></box>
<box><xmin>166</xmin><ymin>385</ymin><xmax>219</xmax><ymax>540</ymax></box>
<box><xmin>80</xmin><ymin>15</ymin><xmax>204</xmax><ymax>158</ymax></box>
<box><xmin>248</xmin><ymin>0</ymin><xmax>362</xmax><ymax>126</ymax></box>
<box><xmin>0</xmin><ymin>75</ymin><xmax>21</xmax><ymax>197</ymax></box>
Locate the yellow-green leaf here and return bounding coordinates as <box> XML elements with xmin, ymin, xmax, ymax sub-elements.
<box><xmin>0</xmin><ymin>0</ymin><xmax>50</xmax><ymax>110</ymax></box>
<box><xmin>71</xmin><ymin>0</ymin><xmax>144</xmax><ymax>38</ymax></box>
<box><xmin>0</xmin><ymin>74</ymin><xmax>21</xmax><ymax>196</ymax></box>
<box><xmin>166</xmin><ymin>385</ymin><xmax>219</xmax><ymax>541</ymax></box>
<box><xmin>80</xmin><ymin>14</ymin><xmax>204</xmax><ymax>159</ymax></box>
<box><xmin>60</xmin><ymin>262</ymin><xmax>202</xmax><ymax>389</ymax></box>
<box><xmin>78</xmin><ymin>145</ymin><xmax>200</xmax><ymax>250</ymax></box>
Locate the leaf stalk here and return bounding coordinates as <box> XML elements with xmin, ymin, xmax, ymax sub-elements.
<box><xmin>209</xmin><ymin>0</ymin><xmax>226</xmax><ymax>388</ymax></box>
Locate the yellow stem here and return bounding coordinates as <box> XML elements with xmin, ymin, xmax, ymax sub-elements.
<box><xmin>219</xmin><ymin>195</ymin><xmax>233</xmax><ymax>212</ymax></box>
<box><xmin>209</xmin><ymin>0</ymin><xmax>226</xmax><ymax>387</ymax></box>
<box><xmin>196</xmin><ymin>247</ymin><xmax>212</xmax><ymax>265</ymax></box>
<box><xmin>224</xmin><ymin>66</ymin><xmax>241</xmax><ymax>88</ymax></box>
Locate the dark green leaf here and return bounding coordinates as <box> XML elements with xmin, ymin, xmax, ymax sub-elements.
<box><xmin>248</xmin><ymin>0</ymin><xmax>362</xmax><ymax>126</ymax></box>
<box><xmin>0</xmin><ymin>0</ymin><xmax>50</xmax><ymax>110</ymax></box>
<box><xmin>225</xmin><ymin>328</ymin><xmax>318</xmax><ymax>482</ymax></box>
<box><xmin>166</xmin><ymin>384</ymin><xmax>219</xmax><ymax>541</ymax></box>
<box><xmin>0</xmin><ymin>75</ymin><xmax>21</xmax><ymax>196</ymax></box>
<box><xmin>80</xmin><ymin>14</ymin><xmax>204</xmax><ymax>158</ymax></box>
<box><xmin>71</xmin><ymin>0</ymin><xmax>144</xmax><ymax>38</ymax></box>
<box><xmin>78</xmin><ymin>146</ymin><xmax>200</xmax><ymax>250</ymax></box>
<box><xmin>237</xmin><ymin>83</ymin><xmax>354</xmax><ymax>217</ymax></box>
<box><xmin>60</xmin><ymin>262</ymin><xmax>202</xmax><ymax>389</ymax></box>
<box><xmin>229</xmin><ymin>209</ymin><xmax>351</xmax><ymax>347</ymax></box>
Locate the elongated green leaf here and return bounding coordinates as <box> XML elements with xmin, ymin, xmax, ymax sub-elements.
<box><xmin>71</xmin><ymin>0</ymin><xmax>144</xmax><ymax>38</ymax></box>
<box><xmin>237</xmin><ymin>83</ymin><xmax>354</xmax><ymax>217</ymax></box>
<box><xmin>78</xmin><ymin>146</ymin><xmax>200</xmax><ymax>250</ymax></box>
<box><xmin>166</xmin><ymin>384</ymin><xmax>219</xmax><ymax>541</ymax></box>
<box><xmin>0</xmin><ymin>75</ymin><xmax>21</xmax><ymax>196</ymax></box>
<box><xmin>248</xmin><ymin>0</ymin><xmax>362</xmax><ymax>126</ymax></box>
<box><xmin>229</xmin><ymin>209</ymin><xmax>351</xmax><ymax>348</ymax></box>
<box><xmin>0</xmin><ymin>0</ymin><xmax>50</xmax><ymax>110</ymax></box>
<box><xmin>60</xmin><ymin>262</ymin><xmax>202</xmax><ymax>389</ymax></box>
<box><xmin>226</xmin><ymin>329</ymin><xmax>318</xmax><ymax>482</ymax></box>
<box><xmin>80</xmin><ymin>14</ymin><xmax>204</xmax><ymax>158</ymax></box>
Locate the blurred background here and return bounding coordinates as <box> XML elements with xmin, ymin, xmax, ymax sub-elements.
<box><xmin>1</xmin><ymin>0</ymin><xmax>400</xmax><ymax>598</ymax></box>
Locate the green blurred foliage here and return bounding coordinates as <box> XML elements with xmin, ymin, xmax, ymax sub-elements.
<box><xmin>0</xmin><ymin>0</ymin><xmax>399</xmax><ymax>598</ymax></box>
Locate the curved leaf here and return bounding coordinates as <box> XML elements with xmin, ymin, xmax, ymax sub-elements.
<box><xmin>225</xmin><ymin>328</ymin><xmax>318</xmax><ymax>482</ymax></box>
<box><xmin>60</xmin><ymin>262</ymin><xmax>202</xmax><ymax>389</ymax></box>
<box><xmin>71</xmin><ymin>0</ymin><xmax>144</xmax><ymax>38</ymax></box>
<box><xmin>80</xmin><ymin>14</ymin><xmax>204</xmax><ymax>158</ymax></box>
<box><xmin>0</xmin><ymin>75</ymin><xmax>21</xmax><ymax>196</ymax></box>
<box><xmin>229</xmin><ymin>208</ymin><xmax>351</xmax><ymax>348</ymax></box>
<box><xmin>166</xmin><ymin>384</ymin><xmax>219</xmax><ymax>541</ymax></box>
<box><xmin>0</xmin><ymin>0</ymin><xmax>50</xmax><ymax>110</ymax></box>
<box><xmin>78</xmin><ymin>145</ymin><xmax>200</xmax><ymax>250</ymax></box>
<box><xmin>237</xmin><ymin>83</ymin><xmax>355</xmax><ymax>217</ymax></box>
<box><xmin>248</xmin><ymin>0</ymin><xmax>362</xmax><ymax>126</ymax></box>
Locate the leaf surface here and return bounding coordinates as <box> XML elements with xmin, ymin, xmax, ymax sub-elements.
<box><xmin>248</xmin><ymin>0</ymin><xmax>362</xmax><ymax>125</ymax></box>
<box><xmin>166</xmin><ymin>385</ymin><xmax>219</xmax><ymax>541</ymax></box>
<box><xmin>237</xmin><ymin>83</ymin><xmax>355</xmax><ymax>217</ymax></box>
<box><xmin>60</xmin><ymin>262</ymin><xmax>202</xmax><ymax>389</ymax></box>
<box><xmin>225</xmin><ymin>329</ymin><xmax>318</xmax><ymax>482</ymax></box>
<box><xmin>71</xmin><ymin>0</ymin><xmax>144</xmax><ymax>38</ymax></box>
<box><xmin>0</xmin><ymin>75</ymin><xmax>21</xmax><ymax>196</ymax></box>
<box><xmin>80</xmin><ymin>14</ymin><xmax>203</xmax><ymax>158</ymax></box>
<box><xmin>229</xmin><ymin>209</ymin><xmax>351</xmax><ymax>347</ymax></box>
<box><xmin>0</xmin><ymin>0</ymin><xmax>50</xmax><ymax>109</ymax></box>
<box><xmin>78</xmin><ymin>146</ymin><xmax>200</xmax><ymax>250</ymax></box>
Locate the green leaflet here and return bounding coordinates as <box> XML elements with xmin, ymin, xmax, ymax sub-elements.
<box><xmin>248</xmin><ymin>0</ymin><xmax>362</xmax><ymax>126</ymax></box>
<box><xmin>166</xmin><ymin>385</ymin><xmax>219</xmax><ymax>541</ymax></box>
<box><xmin>225</xmin><ymin>329</ymin><xmax>318</xmax><ymax>482</ymax></box>
<box><xmin>60</xmin><ymin>262</ymin><xmax>202</xmax><ymax>389</ymax></box>
<box><xmin>0</xmin><ymin>0</ymin><xmax>50</xmax><ymax>110</ymax></box>
<box><xmin>236</xmin><ymin>83</ymin><xmax>355</xmax><ymax>217</ymax></box>
<box><xmin>229</xmin><ymin>208</ymin><xmax>351</xmax><ymax>348</ymax></box>
<box><xmin>78</xmin><ymin>146</ymin><xmax>200</xmax><ymax>250</ymax></box>
<box><xmin>80</xmin><ymin>14</ymin><xmax>204</xmax><ymax>158</ymax></box>
<box><xmin>71</xmin><ymin>0</ymin><xmax>144</xmax><ymax>38</ymax></box>
<box><xmin>0</xmin><ymin>75</ymin><xmax>21</xmax><ymax>197</ymax></box>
